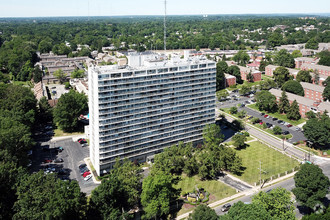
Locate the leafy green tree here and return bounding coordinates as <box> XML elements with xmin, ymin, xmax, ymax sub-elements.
<box><xmin>303</xmin><ymin>112</ymin><xmax>330</xmax><ymax>147</ymax></box>
<box><xmin>267</xmin><ymin>31</ymin><xmax>283</xmax><ymax>48</ymax></box>
<box><xmin>292</xmin><ymin>50</ymin><xmax>303</xmax><ymax>58</ymax></box>
<box><xmin>0</xmin><ymin>71</ymin><xmax>10</xmax><ymax>83</ymax></box>
<box><xmin>255</xmin><ymin>90</ymin><xmax>277</xmax><ymax>113</ymax></box>
<box><xmin>239</xmin><ymin>84</ymin><xmax>251</xmax><ymax>95</ymax></box>
<box><xmin>273</xmin><ymin>125</ymin><xmax>282</xmax><ymax>135</ymax></box>
<box><xmin>216</xmin><ymin>61</ymin><xmax>228</xmax><ymax>91</ymax></box>
<box><xmin>203</xmin><ymin>124</ymin><xmax>224</xmax><ymax>148</ymax></box>
<box><xmin>188</xmin><ymin>204</ymin><xmax>218</xmax><ymax>220</ymax></box>
<box><xmin>229</xmin><ymin>106</ymin><xmax>238</xmax><ymax>114</ymax></box>
<box><xmin>53</xmin><ymin>90</ymin><xmax>88</xmax><ymax>132</ymax></box>
<box><xmin>232</xmin><ymin>134</ymin><xmax>247</xmax><ymax>149</ymax></box>
<box><xmin>216</xmin><ymin>90</ymin><xmax>229</xmax><ymax>100</ymax></box>
<box><xmin>318</xmin><ymin>52</ymin><xmax>330</xmax><ymax>66</ymax></box>
<box><xmin>296</xmin><ymin>70</ymin><xmax>312</xmax><ymax>83</ymax></box>
<box><xmin>38</xmin><ymin>39</ymin><xmax>53</xmax><ymax>53</ymax></box>
<box><xmin>232</xmin><ymin>119</ymin><xmax>245</xmax><ymax>130</ymax></box>
<box><xmin>33</xmin><ymin>66</ymin><xmax>43</xmax><ymax>83</ymax></box>
<box><xmin>53</xmin><ymin>69</ymin><xmax>67</xmax><ymax>84</ymax></box>
<box><xmin>52</xmin><ymin>43</ymin><xmax>72</xmax><ymax>55</ymax></box>
<box><xmin>37</xmin><ymin>96</ymin><xmax>53</xmax><ymax>123</ymax></box>
<box><xmin>251</xmin><ymin>117</ymin><xmax>260</xmax><ymax>124</ymax></box>
<box><xmin>306</xmin><ymin>110</ymin><xmax>317</xmax><ymax>119</ymax></box>
<box><xmin>237</xmin><ymin>110</ymin><xmax>247</xmax><ymax>119</ymax></box>
<box><xmin>287</xmin><ymin>100</ymin><xmax>301</xmax><ymax>120</ymax></box>
<box><xmin>18</xmin><ymin>60</ymin><xmax>33</xmax><ymax>81</ymax></box>
<box><xmin>278</xmin><ymin>91</ymin><xmax>290</xmax><ymax>114</ymax></box>
<box><xmin>305</xmin><ymin>38</ymin><xmax>319</xmax><ymax>50</ymax></box>
<box><xmin>233</xmin><ymin>50</ymin><xmax>250</xmax><ymax>66</ymax></box>
<box><xmin>259</xmin><ymin>59</ymin><xmax>267</xmax><ymax>72</ymax></box>
<box><xmin>314</xmin><ymin>71</ymin><xmax>320</xmax><ymax>85</ymax></box>
<box><xmin>141</xmin><ymin>171</ymin><xmax>179</xmax><ymax>219</ymax></box>
<box><xmin>252</xmin><ymin>187</ymin><xmax>295</xmax><ymax>220</ymax></box>
<box><xmin>183</xmin><ymin>155</ymin><xmax>199</xmax><ymax>177</ymax></box>
<box><xmin>14</xmin><ymin>171</ymin><xmax>87</xmax><ymax>220</ymax></box>
<box><xmin>293</xmin><ymin>163</ymin><xmax>330</xmax><ymax>210</ymax></box>
<box><xmin>323</xmin><ymin>82</ymin><xmax>330</xmax><ymax>101</ymax></box>
<box><xmin>274</xmin><ymin>49</ymin><xmax>295</xmax><ymax>68</ymax></box>
<box><xmin>302</xmin><ymin>206</ymin><xmax>330</xmax><ymax>220</ymax></box>
<box><xmin>273</xmin><ymin>66</ymin><xmax>290</xmax><ymax>87</ymax></box>
<box><xmin>282</xmin><ymin>80</ymin><xmax>304</xmax><ymax>96</ymax></box>
<box><xmin>220</xmin><ymin>201</ymin><xmax>272</xmax><ymax>220</ymax></box>
<box><xmin>247</xmin><ymin>71</ymin><xmax>254</xmax><ymax>82</ymax></box>
<box><xmin>71</xmin><ymin>69</ymin><xmax>85</xmax><ymax>78</ymax></box>
<box><xmin>227</xmin><ymin>65</ymin><xmax>243</xmax><ymax>84</ymax></box>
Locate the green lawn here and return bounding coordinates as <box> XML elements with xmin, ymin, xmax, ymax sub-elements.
<box><xmin>232</xmin><ymin>141</ymin><xmax>300</xmax><ymax>184</ymax></box>
<box><xmin>248</xmin><ymin>104</ymin><xmax>306</xmax><ymax>126</ymax></box>
<box><xmin>261</xmin><ymin>75</ymin><xmax>273</xmax><ymax>81</ymax></box>
<box><xmin>54</xmin><ymin>128</ymin><xmax>84</xmax><ymax>137</ymax></box>
<box><xmin>174</xmin><ymin>174</ymin><xmax>237</xmax><ymax>215</ymax></box>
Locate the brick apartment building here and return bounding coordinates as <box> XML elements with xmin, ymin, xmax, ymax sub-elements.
<box><xmin>294</xmin><ymin>57</ymin><xmax>319</xmax><ymax>69</ymax></box>
<box><xmin>301</xmin><ymin>64</ymin><xmax>330</xmax><ymax>77</ymax></box>
<box><xmin>269</xmin><ymin>88</ymin><xmax>320</xmax><ymax>118</ymax></box>
<box><xmin>238</xmin><ymin>66</ymin><xmax>262</xmax><ymax>82</ymax></box>
<box><xmin>265</xmin><ymin>65</ymin><xmax>298</xmax><ymax>77</ymax></box>
<box><xmin>224</xmin><ymin>74</ymin><xmax>236</xmax><ymax>87</ymax></box>
<box><xmin>300</xmin><ymin>82</ymin><xmax>324</xmax><ymax>102</ymax></box>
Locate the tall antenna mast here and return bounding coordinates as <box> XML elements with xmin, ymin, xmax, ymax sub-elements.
<box><xmin>164</xmin><ymin>0</ymin><xmax>167</xmax><ymax>51</ymax></box>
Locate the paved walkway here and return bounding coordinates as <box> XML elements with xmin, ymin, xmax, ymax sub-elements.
<box><xmin>176</xmin><ymin>172</ymin><xmax>297</xmax><ymax>219</ymax></box>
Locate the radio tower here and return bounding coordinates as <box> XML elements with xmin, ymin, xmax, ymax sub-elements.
<box><xmin>164</xmin><ymin>0</ymin><xmax>167</xmax><ymax>51</ymax></box>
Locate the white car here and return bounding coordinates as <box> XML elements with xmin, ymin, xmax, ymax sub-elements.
<box><xmin>84</xmin><ymin>174</ymin><xmax>92</xmax><ymax>181</ymax></box>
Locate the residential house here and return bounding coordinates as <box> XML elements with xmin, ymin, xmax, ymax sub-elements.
<box><xmin>225</xmin><ymin>74</ymin><xmax>236</xmax><ymax>87</ymax></box>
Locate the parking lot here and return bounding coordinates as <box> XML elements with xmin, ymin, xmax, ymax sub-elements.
<box><xmin>31</xmin><ymin>137</ymin><xmax>98</xmax><ymax>195</ymax></box>
<box><xmin>216</xmin><ymin>90</ymin><xmax>307</xmax><ymax>143</ymax></box>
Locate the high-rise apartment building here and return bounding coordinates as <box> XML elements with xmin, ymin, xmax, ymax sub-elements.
<box><xmin>88</xmin><ymin>53</ymin><xmax>216</xmax><ymax>175</ymax></box>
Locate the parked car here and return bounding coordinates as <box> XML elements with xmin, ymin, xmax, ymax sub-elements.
<box><xmin>267</xmin><ymin>123</ymin><xmax>273</xmax><ymax>128</ymax></box>
<box><xmin>54</xmin><ymin>158</ymin><xmax>63</xmax><ymax>163</ymax></box>
<box><xmin>43</xmin><ymin>159</ymin><xmax>52</xmax><ymax>163</ymax></box>
<box><xmin>272</xmin><ymin>118</ymin><xmax>278</xmax><ymax>121</ymax></box>
<box><xmin>240</xmin><ymin>104</ymin><xmax>245</xmax><ymax>108</ymax></box>
<box><xmin>84</xmin><ymin>174</ymin><xmax>92</xmax><ymax>181</ymax></box>
<box><xmin>79</xmin><ymin>164</ymin><xmax>87</xmax><ymax>169</ymax></box>
<box><xmin>287</xmin><ymin>124</ymin><xmax>293</xmax><ymax>128</ymax></box>
<box><xmin>81</xmin><ymin>143</ymin><xmax>88</xmax><ymax>147</ymax></box>
<box><xmin>248</xmin><ymin>116</ymin><xmax>254</xmax><ymax>120</ymax></box>
<box><xmin>83</xmin><ymin>171</ymin><xmax>91</xmax><ymax>178</ymax></box>
<box><xmin>221</xmin><ymin>203</ymin><xmax>232</xmax><ymax>212</ymax></box>
<box><xmin>55</xmin><ymin>146</ymin><xmax>64</xmax><ymax>152</ymax></box>
<box><xmin>80</xmin><ymin>167</ymin><xmax>89</xmax><ymax>175</ymax></box>
<box><xmin>58</xmin><ymin>169</ymin><xmax>69</xmax><ymax>175</ymax></box>
<box><xmin>78</xmin><ymin>138</ymin><xmax>87</xmax><ymax>144</ymax></box>
<box><xmin>261</xmin><ymin>113</ymin><xmax>265</xmax><ymax>116</ymax></box>
<box><xmin>264</xmin><ymin>114</ymin><xmax>268</xmax><ymax>118</ymax></box>
<box><xmin>295</xmin><ymin>127</ymin><xmax>301</xmax><ymax>131</ymax></box>
<box><xmin>282</xmin><ymin>131</ymin><xmax>290</xmax><ymax>135</ymax></box>
<box><xmin>259</xmin><ymin>121</ymin><xmax>264</xmax><ymax>125</ymax></box>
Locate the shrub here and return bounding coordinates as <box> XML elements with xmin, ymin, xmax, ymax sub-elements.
<box><xmin>187</xmin><ymin>196</ymin><xmax>197</xmax><ymax>203</ymax></box>
<box><xmin>243</xmin><ymin>131</ymin><xmax>250</xmax><ymax>137</ymax></box>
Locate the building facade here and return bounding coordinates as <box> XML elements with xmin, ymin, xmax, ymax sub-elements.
<box><xmin>300</xmin><ymin>82</ymin><xmax>324</xmax><ymax>102</ymax></box>
<box><xmin>88</xmin><ymin>54</ymin><xmax>216</xmax><ymax>175</ymax></box>
<box><xmin>225</xmin><ymin>74</ymin><xmax>236</xmax><ymax>87</ymax></box>
<box><xmin>294</xmin><ymin>57</ymin><xmax>318</xmax><ymax>69</ymax></box>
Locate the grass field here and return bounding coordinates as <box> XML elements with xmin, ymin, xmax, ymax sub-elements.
<box><xmin>232</xmin><ymin>141</ymin><xmax>300</xmax><ymax>184</ymax></box>
<box><xmin>174</xmin><ymin>174</ymin><xmax>237</xmax><ymax>215</ymax></box>
<box><xmin>54</xmin><ymin>128</ymin><xmax>84</xmax><ymax>137</ymax></box>
<box><xmin>248</xmin><ymin>104</ymin><xmax>306</xmax><ymax>126</ymax></box>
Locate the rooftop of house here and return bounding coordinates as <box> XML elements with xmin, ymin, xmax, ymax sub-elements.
<box><xmin>301</xmin><ymin>63</ymin><xmax>330</xmax><ymax>71</ymax></box>
<box><xmin>318</xmin><ymin>102</ymin><xmax>330</xmax><ymax>113</ymax></box>
<box><xmin>294</xmin><ymin>57</ymin><xmax>318</xmax><ymax>62</ymax></box>
<box><xmin>269</xmin><ymin>88</ymin><xmax>315</xmax><ymax>107</ymax></box>
<box><xmin>300</xmin><ymin>82</ymin><xmax>325</xmax><ymax>93</ymax></box>
<box><xmin>225</xmin><ymin>73</ymin><xmax>236</xmax><ymax>79</ymax></box>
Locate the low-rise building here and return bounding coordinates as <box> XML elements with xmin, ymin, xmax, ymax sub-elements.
<box><xmin>301</xmin><ymin>64</ymin><xmax>330</xmax><ymax>77</ymax></box>
<box><xmin>270</xmin><ymin>88</ymin><xmax>322</xmax><ymax>118</ymax></box>
<box><xmin>238</xmin><ymin>66</ymin><xmax>261</xmax><ymax>82</ymax></box>
<box><xmin>300</xmin><ymin>82</ymin><xmax>324</xmax><ymax>102</ymax></box>
<box><xmin>295</xmin><ymin>57</ymin><xmax>319</xmax><ymax>69</ymax></box>
<box><xmin>33</xmin><ymin>81</ymin><xmax>45</xmax><ymax>101</ymax></box>
<box><xmin>225</xmin><ymin>74</ymin><xmax>236</xmax><ymax>87</ymax></box>
<box><xmin>265</xmin><ymin>64</ymin><xmax>299</xmax><ymax>78</ymax></box>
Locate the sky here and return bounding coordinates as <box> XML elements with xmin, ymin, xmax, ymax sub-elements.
<box><xmin>0</xmin><ymin>0</ymin><xmax>329</xmax><ymax>18</ymax></box>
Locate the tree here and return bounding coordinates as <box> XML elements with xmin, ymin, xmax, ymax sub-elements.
<box><xmin>141</xmin><ymin>171</ymin><xmax>179</xmax><ymax>219</ymax></box>
<box><xmin>317</xmin><ymin>51</ymin><xmax>330</xmax><ymax>66</ymax></box>
<box><xmin>237</xmin><ymin>110</ymin><xmax>247</xmax><ymax>119</ymax></box>
<box><xmin>267</xmin><ymin>31</ymin><xmax>283</xmax><ymax>48</ymax></box>
<box><xmin>203</xmin><ymin>124</ymin><xmax>224</xmax><ymax>148</ymax></box>
<box><xmin>287</xmin><ymin>100</ymin><xmax>301</xmax><ymax>120</ymax></box>
<box><xmin>227</xmin><ymin>65</ymin><xmax>243</xmax><ymax>84</ymax></box>
<box><xmin>278</xmin><ymin>91</ymin><xmax>290</xmax><ymax>114</ymax></box>
<box><xmin>71</xmin><ymin>69</ymin><xmax>85</xmax><ymax>78</ymax></box>
<box><xmin>33</xmin><ymin>66</ymin><xmax>43</xmax><ymax>83</ymax></box>
<box><xmin>323</xmin><ymin>82</ymin><xmax>330</xmax><ymax>101</ymax></box>
<box><xmin>259</xmin><ymin>59</ymin><xmax>267</xmax><ymax>72</ymax></box>
<box><xmin>37</xmin><ymin>96</ymin><xmax>53</xmax><ymax>123</ymax></box>
<box><xmin>251</xmin><ymin>117</ymin><xmax>260</xmax><ymax>124</ymax></box>
<box><xmin>303</xmin><ymin>112</ymin><xmax>330</xmax><ymax>147</ymax></box>
<box><xmin>293</xmin><ymin>163</ymin><xmax>330</xmax><ymax>210</ymax></box>
<box><xmin>14</xmin><ymin>171</ymin><xmax>87</xmax><ymax>219</ymax></box>
<box><xmin>53</xmin><ymin>90</ymin><xmax>88</xmax><ymax>132</ymax></box>
<box><xmin>239</xmin><ymin>84</ymin><xmax>251</xmax><ymax>95</ymax></box>
<box><xmin>53</xmin><ymin>69</ymin><xmax>67</xmax><ymax>84</ymax></box>
<box><xmin>247</xmin><ymin>71</ymin><xmax>254</xmax><ymax>82</ymax></box>
<box><xmin>282</xmin><ymin>80</ymin><xmax>304</xmax><ymax>96</ymax></box>
<box><xmin>255</xmin><ymin>90</ymin><xmax>277</xmax><ymax>113</ymax></box>
<box><xmin>273</xmin><ymin>66</ymin><xmax>290</xmax><ymax>87</ymax></box>
<box><xmin>216</xmin><ymin>61</ymin><xmax>228</xmax><ymax>91</ymax></box>
<box><xmin>314</xmin><ymin>71</ymin><xmax>320</xmax><ymax>85</ymax></box>
<box><xmin>252</xmin><ymin>187</ymin><xmax>295</xmax><ymax>220</ymax></box>
<box><xmin>322</xmin><ymin>76</ymin><xmax>330</xmax><ymax>87</ymax></box>
<box><xmin>229</xmin><ymin>106</ymin><xmax>238</xmax><ymax>114</ymax></box>
<box><xmin>233</xmin><ymin>50</ymin><xmax>250</xmax><ymax>66</ymax></box>
<box><xmin>232</xmin><ymin>119</ymin><xmax>245</xmax><ymax>130</ymax></box>
<box><xmin>273</xmin><ymin>49</ymin><xmax>295</xmax><ymax>68</ymax></box>
<box><xmin>305</xmin><ymin>38</ymin><xmax>319</xmax><ymax>50</ymax></box>
<box><xmin>292</xmin><ymin>50</ymin><xmax>303</xmax><ymax>58</ymax></box>
<box><xmin>220</xmin><ymin>201</ymin><xmax>271</xmax><ymax>220</ymax></box>
<box><xmin>296</xmin><ymin>70</ymin><xmax>312</xmax><ymax>83</ymax></box>
<box><xmin>273</xmin><ymin>125</ymin><xmax>282</xmax><ymax>135</ymax></box>
<box><xmin>306</xmin><ymin>110</ymin><xmax>317</xmax><ymax>119</ymax></box>
<box><xmin>216</xmin><ymin>90</ymin><xmax>229</xmax><ymax>101</ymax></box>
<box><xmin>188</xmin><ymin>204</ymin><xmax>218</xmax><ymax>220</ymax></box>
<box><xmin>232</xmin><ymin>134</ymin><xmax>247</xmax><ymax>149</ymax></box>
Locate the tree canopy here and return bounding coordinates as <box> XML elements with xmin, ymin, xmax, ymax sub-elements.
<box><xmin>255</xmin><ymin>90</ymin><xmax>277</xmax><ymax>113</ymax></box>
<box><xmin>278</xmin><ymin>90</ymin><xmax>290</xmax><ymax>114</ymax></box>
<box><xmin>216</xmin><ymin>61</ymin><xmax>228</xmax><ymax>91</ymax></box>
<box><xmin>273</xmin><ymin>49</ymin><xmax>295</xmax><ymax>68</ymax></box>
<box><xmin>188</xmin><ymin>204</ymin><xmax>218</xmax><ymax>220</ymax></box>
<box><xmin>282</xmin><ymin>80</ymin><xmax>304</xmax><ymax>96</ymax></box>
<box><xmin>296</xmin><ymin>70</ymin><xmax>312</xmax><ymax>83</ymax></box>
<box><xmin>286</xmin><ymin>100</ymin><xmax>301</xmax><ymax>120</ymax></box>
<box><xmin>273</xmin><ymin>66</ymin><xmax>291</xmax><ymax>87</ymax></box>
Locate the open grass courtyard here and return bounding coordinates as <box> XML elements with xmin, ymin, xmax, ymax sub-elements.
<box><xmin>232</xmin><ymin>141</ymin><xmax>300</xmax><ymax>185</ymax></box>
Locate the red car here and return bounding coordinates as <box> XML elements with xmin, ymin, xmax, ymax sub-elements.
<box><xmin>259</xmin><ymin>121</ymin><xmax>263</xmax><ymax>125</ymax></box>
<box><xmin>264</xmin><ymin>115</ymin><xmax>268</xmax><ymax>118</ymax></box>
<box><xmin>44</xmin><ymin>159</ymin><xmax>52</xmax><ymax>163</ymax></box>
<box><xmin>78</xmin><ymin>138</ymin><xmax>87</xmax><ymax>144</ymax></box>
<box><xmin>287</xmin><ymin>124</ymin><xmax>293</xmax><ymax>127</ymax></box>
<box><xmin>83</xmin><ymin>171</ymin><xmax>91</xmax><ymax>178</ymax></box>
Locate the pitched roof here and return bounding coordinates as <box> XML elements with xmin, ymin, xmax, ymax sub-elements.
<box><xmin>300</xmin><ymin>82</ymin><xmax>324</xmax><ymax>93</ymax></box>
<box><xmin>301</xmin><ymin>63</ymin><xmax>330</xmax><ymax>71</ymax></box>
<box><xmin>269</xmin><ymin>88</ymin><xmax>315</xmax><ymax>107</ymax></box>
<box><xmin>318</xmin><ymin>102</ymin><xmax>330</xmax><ymax>113</ymax></box>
